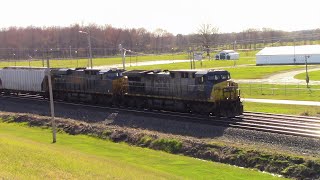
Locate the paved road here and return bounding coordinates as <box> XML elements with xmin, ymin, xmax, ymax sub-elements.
<box><xmin>243</xmin><ymin>98</ymin><xmax>320</xmax><ymax>106</ymax></box>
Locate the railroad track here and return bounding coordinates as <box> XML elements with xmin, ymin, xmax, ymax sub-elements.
<box><xmin>1</xmin><ymin>93</ymin><xmax>320</xmax><ymax>139</ymax></box>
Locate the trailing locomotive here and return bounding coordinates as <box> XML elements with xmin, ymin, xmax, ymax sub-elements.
<box><xmin>0</xmin><ymin>67</ymin><xmax>243</xmax><ymax>117</ymax></box>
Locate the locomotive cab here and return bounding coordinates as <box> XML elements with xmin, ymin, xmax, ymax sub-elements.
<box><xmin>206</xmin><ymin>70</ymin><xmax>242</xmax><ymax>116</ymax></box>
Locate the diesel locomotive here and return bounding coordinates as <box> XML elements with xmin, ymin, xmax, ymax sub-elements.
<box><xmin>0</xmin><ymin>67</ymin><xmax>243</xmax><ymax>117</ymax></box>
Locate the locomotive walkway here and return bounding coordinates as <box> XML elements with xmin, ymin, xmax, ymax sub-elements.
<box><xmin>242</xmin><ymin>98</ymin><xmax>320</xmax><ymax>106</ymax></box>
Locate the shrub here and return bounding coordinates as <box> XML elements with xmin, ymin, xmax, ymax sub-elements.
<box><xmin>151</xmin><ymin>138</ymin><xmax>182</xmax><ymax>153</ymax></box>
<box><xmin>281</xmin><ymin>164</ymin><xmax>313</xmax><ymax>179</ymax></box>
<box><xmin>102</xmin><ymin>129</ymin><xmax>112</xmax><ymax>137</ymax></box>
<box><xmin>138</xmin><ymin>135</ymin><xmax>153</xmax><ymax>146</ymax></box>
<box><xmin>300</xmin><ymin>111</ymin><xmax>310</xmax><ymax>116</ymax></box>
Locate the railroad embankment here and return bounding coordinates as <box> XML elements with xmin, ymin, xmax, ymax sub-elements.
<box><xmin>1</xmin><ymin>112</ymin><xmax>319</xmax><ymax>179</ymax></box>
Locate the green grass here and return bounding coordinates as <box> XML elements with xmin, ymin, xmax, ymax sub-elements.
<box><xmin>125</xmin><ymin>56</ymin><xmax>256</xmax><ymax>70</ymax></box>
<box><xmin>225</xmin><ymin>65</ymin><xmax>305</xmax><ymax>79</ymax></box>
<box><xmin>244</xmin><ymin>102</ymin><xmax>320</xmax><ymax>116</ymax></box>
<box><xmin>240</xmin><ymin>84</ymin><xmax>320</xmax><ymax>101</ymax></box>
<box><xmin>0</xmin><ymin>122</ymin><xmax>284</xmax><ymax>179</ymax></box>
<box><xmin>0</xmin><ymin>54</ymin><xmax>189</xmax><ymax>68</ymax></box>
<box><xmin>295</xmin><ymin>70</ymin><xmax>320</xmax><ymax>81</ymax></box>
<box><xmin>129</xmin><ymin>62</ymin><xmax>305</xmax><ymax>79</ymax></box>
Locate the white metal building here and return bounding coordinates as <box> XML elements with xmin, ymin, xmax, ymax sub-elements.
<box><xmin>256</xmin><ymin>45</ymin><xmax>320</xmax><ymax>65</ymax></box>
<box><xmin>215</xmin><ymin>50</ymin><xmax>239</xmax><ymax>60</ymax></box>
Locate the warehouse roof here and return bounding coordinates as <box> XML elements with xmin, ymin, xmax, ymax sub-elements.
<box><xmin>256</xmin><ymin>45</ymin><xmax>320</xmax><ymax>56</ymax></box>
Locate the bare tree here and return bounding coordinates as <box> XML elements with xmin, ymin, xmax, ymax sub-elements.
<box><xmin>197</xmin><ymin>24</ymin><xmax>219</xmax><ymax>57</ymax></box>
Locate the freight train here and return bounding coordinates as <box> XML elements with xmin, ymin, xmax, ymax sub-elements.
<box><xmin>0</xmin><ymin>67</ymin><xmax>243</xmax><ymax>117</ymax></box>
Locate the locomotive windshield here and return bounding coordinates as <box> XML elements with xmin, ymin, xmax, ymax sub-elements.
<box><xmin>207</xmin><ymin>71</ymin><xmax>230</xmax><ymax>82</ymax></box>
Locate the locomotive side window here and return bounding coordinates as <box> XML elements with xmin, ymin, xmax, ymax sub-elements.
<box><xmin>107</xmin><ymin>73</ymin><xmax>119</xmax><ymax>78</ymax></box>
<box><xmin>180</xmin><ymin>72</ymin><xmax>189</xmax><ymax>78</ymax></box>
<box><xmin>192</xmin><ymin>73</ymin><xmax>196</xmax><ymax>78</ymax></box>
<box><xmin>170</xmin><ymin>73</ymin><xmax>175</xmax><ymax>78</ymax></box>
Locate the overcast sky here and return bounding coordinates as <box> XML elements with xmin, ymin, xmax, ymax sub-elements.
<box><xmin>1</xmin><ymin>0</ymin><xmax>319</xmax><ymax>35</ymax></box>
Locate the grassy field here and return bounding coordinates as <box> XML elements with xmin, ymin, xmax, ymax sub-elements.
<box><xmin>295</xmin><ymin>70</ymin><xmax>320</xmax><ymax>81</ymax></box>
<box><xmin>1</xmin><ymin>51</ymin><xmax>307</xmax><ymax>80</ymax></box>
<box><xmin>225</xmin><ymin>65</ymin><xmax>305</xmax><ymax>79</ymax></box>
<box><xmin>126</xmin><ymin>56</ymin><xmax>255</xmax><ymax>69</ymax></box>
<box><xmin>244</xmin><ymin>102</ymin><xmax>320</xmax><ymax>116</ymax></box>
<box><xmin>0</xmin><ymin>54</ymin><xmax>189</xmax><ymax>68</ymax></box>
<box><xmin>240</xmin><ymin>84</ymin><xmax>320</xmax><ymax>101</ymax></box>
<box><xmin>129</xmin><ymin>63</ymin><xmax>305</xmax><ymax>79</ymax></box>
<box><xmin>0</xmin><ymin>122</ymin><xmax>283</xmax><ymax>179</ymax></box>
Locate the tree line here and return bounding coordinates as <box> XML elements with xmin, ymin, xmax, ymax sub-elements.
<box><xmin>0</xmin><ymin>23</ymin><xmax>319</xmax><ymax>60</ymax></box>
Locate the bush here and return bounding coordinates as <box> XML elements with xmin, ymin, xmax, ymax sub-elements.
<box><xmin>281</xmin><ymin>164</ymin><xmax>313</xmax><ymax>179</ymax></box>
<box><xmin>102</xmin><ymin>129</ymin><xmax>112</xmax><ymax>137</ymax></box>
<box><xmin>151</xmin><ymin>138</ymin><xmax>182</xmax><ymax>153</ymax></box>
<box><xmin>138</xmin><ymin>135</ymin><xmax>153</xmax><ymax>146</ymax></box>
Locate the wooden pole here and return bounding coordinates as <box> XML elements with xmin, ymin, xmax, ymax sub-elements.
<box><xmin>46</xmin><ymin>53</ymin><xmax>56</xmax><ymax>143</ymax></box>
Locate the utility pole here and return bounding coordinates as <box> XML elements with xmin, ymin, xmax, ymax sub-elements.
<box><xmin>234</xmin><ymin>41</ymin><xmax>237</xmax><ymax>67</ymax></box>
<box><xmin>305</xmin><ymin>55</ymin><xmax>310</xmax><ymax>88</ymax></box>
<box><xmin>293</xmin><ymin>39</ymin><xmax>296</xmax><ymax>64</ymax></box>
<box><xmin>119</xmin><ymin>44</ymin><xmax>126</xmax><ymax>70</ymax></box>
<box><xmin>69</xmin><ymin>46</ymin><xmax>72</xmax><ymax>59</ymax></box>
<box><xmin>192</xmin><ymin>51</ymin><xmax>196</xmax><ymax>69</ymax></box>
<box><xmin>79</xmin><ymin>30</ymin><xmax>93</xmax><ymax>69</ymax></box>
<box><xmin>88</xmin><ymin>32</ymin><xmax>93</xmax><ymax>69</ymax></box>
<box><xmin>46</xmin><ymin>51</ymin><xmax>56</xmax><ymax>143</ymax></box>
<box><xmin>189</xmin><ymin>50</ymin><xmax>193</xmax><ymax>69</ymax></box>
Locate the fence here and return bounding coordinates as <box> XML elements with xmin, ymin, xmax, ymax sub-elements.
<box><xmin>239</xmin><ymin>83</ymin><xmax>320</xmax><ymax>101</ymax></box>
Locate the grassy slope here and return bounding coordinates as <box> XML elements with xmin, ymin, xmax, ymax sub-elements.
<box><xmin>0</xmin><ymin>122</ymin><xmax>283</xmax><ymax>180</ymax></box>
<box><xmin>295</xmin><ymin>70</ymin><xmax>320</xmax><ymax>81</ymax></box>
<box><xmin>244</xmin><ymin>102</ymin><xmax>320</xmax><ymax>116</ymax></box>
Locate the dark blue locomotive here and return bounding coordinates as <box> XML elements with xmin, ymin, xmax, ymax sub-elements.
<box><xmin>123</xmin><ymin>69</ymin><xmax>242</xmax><ymax>116</ymax></box>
